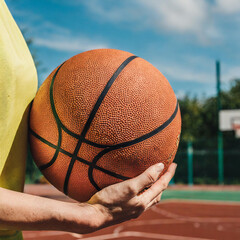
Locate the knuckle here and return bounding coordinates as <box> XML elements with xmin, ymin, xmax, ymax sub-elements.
<box><xmin>156</xmin><ymin>196</ymin><xmax>161</xmax><ymax>203</ymax></box>
<box><xmin>161</xmin><ymin>181</ymin><xmax>168</xmax><ymax>190</ymax></box>
<box><xmin>152</xmin><ymin>198</ymin><xmax>159</xmax><ymax>206</ymax></box>
<box><xmin>126</xmin><ymin>184</ymin><xmax>136</xmax><ymax>196</ymax></box>
<box><xmin>146</xmin><ymin>172</ymin><xmax>156</xmax><ymax>184</ymax></box>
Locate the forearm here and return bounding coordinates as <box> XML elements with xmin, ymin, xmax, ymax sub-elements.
<box><xmin>0</xmin><ymin>163</ymin><xmax>176</xmax><ymax>234</ymax></box>
<box><xmin>0</xmin><ymin>187</ymin><xmax>102</xmax><ymax>233</ymax></box>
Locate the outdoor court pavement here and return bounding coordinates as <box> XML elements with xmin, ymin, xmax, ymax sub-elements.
<box><xmin>22</xmin><ymin>184</ymin><xmax>240</xmax><ymax>240</ymax></box>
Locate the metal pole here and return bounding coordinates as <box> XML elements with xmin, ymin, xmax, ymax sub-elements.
<box><xmin>187</xmin><ymin>140</ymin><xmax>193</xmax><ymax>186</ymax></box>
<box><xmin>216</xmin><ymin>61</ymin><xmax>224</xmax><ymax>184</ymax></box>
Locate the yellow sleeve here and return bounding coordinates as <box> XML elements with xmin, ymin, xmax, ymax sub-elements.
<box><xmin>0</xmin><ymin>0</ymin><xmax>37</xmax><ymax>180</ymax></box>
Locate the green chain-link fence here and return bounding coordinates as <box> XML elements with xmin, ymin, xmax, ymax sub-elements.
<box><xmin>174</xmin><ymin>137</ymin><xmax>240</xmax><ymax>185</ymax></box>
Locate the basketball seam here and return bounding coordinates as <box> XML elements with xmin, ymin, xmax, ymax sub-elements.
<box><xmin>37</xmin><ymin>63</ymin><xmax>65</xmax><ymax>171</ymax></box>
<box><xmin>88</xmin><ymin>102</ymin><xmax>179</xmax><ymax>190</ymax></box>
<box><xmin>30</xmin><ymin>129</ymin><xmax>129</xmax><ymax>181</ymax></box>
<box><xmin>30</xmin><ymin>102</ymin><xmax>179</xmax><ymax>192</ymax></box>
<box><xmin>61</xmin><ymin>56</ymin><xmax>138</xmax><ymax>194</ymax></box>
<box><xmin>30</xmin><ymin>55</ymin><xmax>179</xmax><ymax>196</ymax></box>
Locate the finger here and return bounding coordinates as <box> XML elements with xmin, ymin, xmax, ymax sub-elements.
<box><xmin>111</xmin><ymin>162</ymin><xmax>165</xmax><ymax>202</ymax></box>
<box><xmin>89</xmin><ymin>163</ymin><xmax>165</xmax><ymax>205</ymax></box>
<box><xmin>140</xmin><ymin>163</ymin><xmax>177</xmax><ymax>204</ymax></box>
<box><xmin>146</xmin><ymin>192</ymin><xmax>163</xmax><ymax>209</ymax></box>
<box><xmin>125</xmin><ymin>162</ymin><xmax>165</xmax><ymax>197</ymax></box>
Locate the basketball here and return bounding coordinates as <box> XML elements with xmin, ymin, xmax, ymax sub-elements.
<box><xmin>29</xmin><ymin>49</ymin><xmax>181</xmax><ymax>202</ymax></box>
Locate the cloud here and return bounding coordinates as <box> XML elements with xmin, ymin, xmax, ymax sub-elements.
<box><xmin>31</xmin><ymin>21</ymin><xmax>109</xmax><ymax>52</ymax></box>
<box><xmin>138</xmin><ymin>0</ymin><xmax>208</xmax><ymax>34</ymax></box>
<box><xmin>34</xmin><ymin>34</ymin><xmax>109</xmax><ymax>52</ymax></box>
<box><xmin>154</xmin><ymin>53</ymin><xmax>240</xmax><ymax>83</ymax></box>
<box><xmin>153</xmin><ymin>54</ymin><xmax>214</xmax><ymax>84</ymax></box>
<box><xmin>222</xmin><ymin>65</ymin><xmax>240</xmax><ymax>82</ymax></box>
<box><xmin>81</xmin><ymin>0</ymin><xmax>139</xmax><ymax>23</ymax></box>
<box><xmin>9</xmin><ymin>3</ymin><xmax>109</xmax><ymax>53</ymax></box>
<box><xmin>154</xmin><ymin>57</ymin><xmax>240</xmax><ymax>91</ymax></box>
<box><xmin>81</xmin><ymin>0</ymin><xmax>219</xmax><ymax>44</ymax></box>
<box><xmin>14</xmin><ymin>14</ymin><xmax>109</xmax><ymax>52</ymax></box>
<box><xmin>215</xmin><ymin>0</ymin><xmax>240</xmax><ymax>14</ymax></box>
<box><xmin>158</xmin><ymin>63</ymin><xmax>213</xmax><ymax>84</ymax></box>
<box><xmin>39</xmin><ymin>21</ymin><xmax>70</xmax><ymax>35</ymax></box>
<box><xmin>9</xmin><ymin>7</ymin><xmax>41</xmax><ymax>21</ymax></box>
<box><xmin>138</xmin><ymin>0</ymin><xmax>220</xmax><ymax>44</ymax></box>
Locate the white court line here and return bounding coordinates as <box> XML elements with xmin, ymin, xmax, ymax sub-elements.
<box><xmin>24</xmin><ymin>231</ymin><xmax>83</xmax><ymax>239</ymax></box>
<box><xmin>24</xmin><ymin>231</ymin><xmax>69</xmax><ymax>238</ymax></box>
<box><xmin>71</xmin><ymin>233</ymin><xmax>84</xmax><ymax>238</ymax></box>
<box><xmin>78</xmin><ymin>231</ymin><xmax>213</xmax><ymax>240</ymax></box>
<box><xmin>151</xmin><ymin>206</ymin><xmax>240</xmax><ymax>223</ymax></box>
<box><xmin>113</xmin><ymin>219</ymin><xmax>184</xmax><ymax>234</ymax></box>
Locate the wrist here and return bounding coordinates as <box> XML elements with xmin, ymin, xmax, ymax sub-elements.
<box><xmin>57</xmin><ymin>202</ymin><xmax>110</xmax><ymax>234</ymax></box>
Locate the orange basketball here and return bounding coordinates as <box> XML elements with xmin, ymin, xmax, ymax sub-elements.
<box><xmin>29</xmin><ymin>49</ymin><xmax>181</xmax><ymax>202</ymax></box>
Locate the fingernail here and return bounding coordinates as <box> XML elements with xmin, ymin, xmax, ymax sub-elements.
<box><xmin>173</xmin><ymin>163</ymin><xmax>177</xmax><ymax>170</ymax></box>
<box><xmin>156</xmin><ymin>163</ymin><xmax>164</xmax><ymax>172</ymax></box>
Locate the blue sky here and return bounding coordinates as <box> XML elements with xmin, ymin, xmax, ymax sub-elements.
<box><xmin>5</xmin><ymin>0</ymin><xmax>240</xmax><ymax>98</ymax></box>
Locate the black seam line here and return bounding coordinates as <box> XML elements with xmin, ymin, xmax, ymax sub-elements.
<box><xmin>82</xmin><ymin>55</ymin><xmax>138</xmax><ymax>138</ymax></box>
<box><xmin>38</xmin><ymin>63</ymin><xmax>65</xmax><ymax>171</ymax></box>
<box><xmin>63</xmin><ymin>137</ymin><xmax>82</xmax><ymax>194</ymax></box>
<box><xmin>56</xmin><ymin>125</ymin><xmax>110</xmax><ymax>148</ymax></box>
<box><xmin>106</xmin><ymin>102</ymin><xmax>179</xmax><ymax>150</ymax></box>
<box><xmin>30</xmin><ymin>100</ymin><xmax>178</xmax><ymax>191</ymax></box>
<box><xmin>88</xmin><ymin>102</ymin><xmax>179</xmax><ymax>190</ymax></box>
<box><xmin>83</xmin><ymin>138</ymin><xmax>110</xmax><ymax>148</ymax></box>
<box><xmin>44</xmin><ymin>58</ymin><xmax>138</xmax><ymax>148</ymax></box>
<box><xmin>30</xmin><ymin>129</ymin><xmax>129</xmax><ymax>181</ymax></box>
<box><xmin>38</xmin><ymin>125</ymin><xmax>61</xmax><ymax>171</ymax></box>
<box><xmin>64</xmin><ymin>55</ymin><xmax>138</xmax><ymax>195</ymax></box>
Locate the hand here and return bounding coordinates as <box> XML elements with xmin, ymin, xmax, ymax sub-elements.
<box><xmin>85</xmin><ymin>162</ymin><xmax>177</xmax><ymax>231</ymax></box>
<box><xmin>0</xmin><ymin>163</ymin><xmax>176</xmax><ymax>234</ymax></box>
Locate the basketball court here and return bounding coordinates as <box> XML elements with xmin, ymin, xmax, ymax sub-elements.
<box><xmin>22</xmin><ymin>184</ymin><xmax>240</xmax><ymax>240</ymax></box>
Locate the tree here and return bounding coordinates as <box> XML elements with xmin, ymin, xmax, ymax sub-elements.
<box><xmin>178</xmin><ymin>96</ymin><xmax>203</xmax><ymax>141</ymax></box>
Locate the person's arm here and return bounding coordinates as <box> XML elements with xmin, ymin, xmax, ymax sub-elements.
<box><xmin>0</xmin><ymin>163</ymin><xmax>176</xmax><ymax>234</ymax></box>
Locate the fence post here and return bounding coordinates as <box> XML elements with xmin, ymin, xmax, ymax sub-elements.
<box><xmin>216</xmin><ymin>60</ymin><xmax>224</xmax><ymax>184</ymax></box>
<box><xmin>187</xmin><ymin>140</ymin><xmax>193</xmax><ymax>186</ymax></box>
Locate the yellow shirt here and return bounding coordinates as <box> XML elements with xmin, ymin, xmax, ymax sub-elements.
<box><xmin>0</xmin><ymin>0</ymin><xmax>38</xmax><ymax>238</ymax></box>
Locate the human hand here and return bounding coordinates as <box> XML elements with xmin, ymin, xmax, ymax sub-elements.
<box><xmin>0</xmin><ymin>163</ymin><xmax>176</xmax><ymax>234</ymax></box>
<box><xmin>84</xmin><ymin>162</ymin><xmax>177</xmax><ymax>231</ymax></box>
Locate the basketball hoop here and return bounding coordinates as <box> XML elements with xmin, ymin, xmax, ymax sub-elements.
<box><xmin>232</xmin><ymin>120</ymin><xmax>240</xmax><ymax>138</ymax></box>
<box><xmin>219</xmin><ymin>110</ymin><xmax>240</xmax><ymax>138</ymax></box>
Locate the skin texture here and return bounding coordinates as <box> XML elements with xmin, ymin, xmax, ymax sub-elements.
<box><xmin>0</xmin><ymin>163</ymin><xmax>177</xmax><ymax>234</ymax></box>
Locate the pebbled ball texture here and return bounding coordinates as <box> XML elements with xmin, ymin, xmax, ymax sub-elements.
<box><xmin>29</xmin><ymin>49</ymin><xmax>181</xmax><ymax>202</ymax></box>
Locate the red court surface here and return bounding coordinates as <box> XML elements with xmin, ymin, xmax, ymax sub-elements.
<box><xmin>23</xmin><ymin>185</ymin><xmax>240</xmax><ymax>240</ymax></box>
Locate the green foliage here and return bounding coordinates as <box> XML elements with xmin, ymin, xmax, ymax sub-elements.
<box><xmin>179</xmin><ymin>96</ymin><xmax>203</xmax><ymax>141</ymax></box>
<box><xmin>176</xmin><ymin>79</ymin><xmax>240</xmax><ymax>184</ymax></box>
<box><xmin>179</xmin><ymin>79</ymin><xmax>240</xmax><ymax>141</ymax></box>
<box><xmin>225</xmin><ymin>79</ymin><xmax>240</xmax><ymax>109</ymax></box>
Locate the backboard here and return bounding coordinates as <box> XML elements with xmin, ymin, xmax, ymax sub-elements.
<box><xmin>219</xmin><ymin>109</ymin><xmax>240</xmax><ymax>138</ymax></box>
